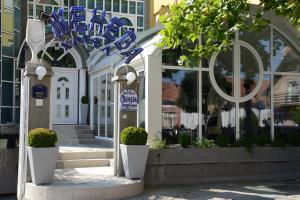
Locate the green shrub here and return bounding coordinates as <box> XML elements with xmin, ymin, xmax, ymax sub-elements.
<box><xmin>194</xmin><ymin>138</ymin><xmax>216</xmax><ymax>148</ymax></box>
<box><xmin>121</xmin><ymin>127</ymin><xmax>148</xmax><ymax>145</ymax></box>
<box><xmin>287</xmin><ymin>133</ymin><xmax>300</xmax><ymax>146</ymax></box>
<box><xmin>28</xmin><ymin>128</ymin><xmax>57</xmax><ymax>148</ymax></box>
<box><xmin>178</xmin><ymin>132</ymin><xmax>191</xmax><ymax>148</ymax></box>
<box><xmin>252</xmin><ymin>135</ymin><xmax>271</xmax><ymax>147</ymax></box>
<box><xmin>235</xmin><ymin>137</ymin><xmax>254</xmax><ymax>152</ymax></box>
<box><xmin>215</xmin><ymin>135</ymin><xmax>231</xmax><ymax>147</ymax></box>
<box><xmin>272</xmin><ymin>137</ymin><xmax>286</xmax><ymax>147</ymax></box>
<box><xmin>150</xmin><ymin>139</ymin><xmax>168</xmax><ymax>150</ymax></box>
<box><xmin>81</xmin><ymin>96</ymin><xmax>89</xmax><ymax>104</ymax></box>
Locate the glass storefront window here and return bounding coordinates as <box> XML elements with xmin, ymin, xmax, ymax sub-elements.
<box><xmin>240</xmin><ymin>75</ymin><xmax>271</xmax><ymax>138</ymax></box>
<box><xmin>162</xmin><ymin>69</ymin><xmax>199</xmax><ymax>144</ymax></box>
<box><xmin>121</xmin><ymin>0</ymin><xmax>128</xmax><ymax>13</ymax></box>
<box><xmin>274</xmin><ymin>75</ymin><xmax>300</xmax><ymax>140</ymax></box>
<box><xmin>1</xmin><ymin>108</ymin><xmax>13</xmax><ymax>124</ymax></box>
<box><xmin>240</xmin><ymin>46</ymin><xmax>259</xmax><ymax>97</ymax></box>
<box><xmin>2</xmin><ymin>33</ymin><xmax>14</xmax><ymax>56</ymax></box>
<box><xmin>88</xmin><ymin>0</ymin><xmax>94</xmax><ymax>9</ymax></box>
<box><xmin>2</xmin><ymin>82</ymin><xmax>13</xmax><ymax>106</ymax></box>
<box><xmin>240</xmin><ymin>27</ymin><xmax>270</xmax><ymax>71</ymax></box>
<box><xmin>214</xmin><ymin>49</ymin><xmax>234</xmax><ymax>97</ymax></box>
<box><xmin>202</xmin><ymin>72</ymin><xmax>235</xmax><ymax>141</ymax></box>
<box><xmin>2</xmin><ymin>57</ymin><xmax>13</xmax><ymax>81</ymax></box>
<box><xmin>105</xmin><ymin>0</ymin><xmax>111</xmax><ymax>11</ymax></box>
<box><xmin>137</xmin><ymin>16</ymin><xmax>143</xmax><ymax>27</ymax></box>
<box><xmin>137</xmin><ymin>2</ymin><xmax>143</xmax><ymax>15</ymax></box>
<box><xmin>129</xmin><ymin>1</ymin><xmax>136</xmax><ymax>14</ymax></box>
<box><xmin>113</xmin><ymin>0</ymin><xmax>120</xmax><ymax>12</ymax></box>
<box><xmin>273</xmin><ymin>31</ymin><xmax>300</xmax><ymax>72</ymax></box>
<box><xmin>96</xmin><ymin>0</ymin><xmax>103</xmax><ymax>10</ymax></box>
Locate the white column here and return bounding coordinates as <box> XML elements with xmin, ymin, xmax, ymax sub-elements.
<box><xmin>89</xmin><ymin>76</ymin><xmax>94</xmax><ymax>129</ymax></box>
<box><xmin>79</xmin><ymin>68</ymin><xmax>87</xmax><ymax>124</ymax></box>
<box><xmin>145</xmin><ymin>50</ymin><xmax>162</xmax><ymax>144</ymax></box>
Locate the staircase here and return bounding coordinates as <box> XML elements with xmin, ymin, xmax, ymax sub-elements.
<box><xmin>53</xmin><ymin>125</ymin><xmax>113</xmax><ymax>169</ymax></box>
<box><xmin>53</xmin><ymin>125</ymin><xmax>96</xmax><ymax>145</ymax></box>
<box><xmin>56</xmin><ymin>145</ymin><xmax>113</xmax><ymax>169</ymax></box>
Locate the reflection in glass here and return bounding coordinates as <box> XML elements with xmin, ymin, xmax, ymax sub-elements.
<box><xmin>65</xmin><ymin>105</ymin><xmax>69</xmax><ymax>117</ymax></box>
<box><xmin>162</xmin><ymin>69</ymin><xmax>198</xmax><ymax>144</ymax></box>
<box><xmin>273</xmin><ymin>31</ymin><xmax>300</xmax><ymax>72</ymax></box>
<box><xmin>65</xmin><ymin>88</ymin><xmax>69</xmax><ymax>100</ymax></box>
<box><xmin>57</xmin><ymin>87</ymin><xmax>61</xmax><ymax>99</ymax></box>
<box><xmin>240</xmin><ymin>27</ymin><xmax>270</xmax><ymax>71</ymax></box>
<box><xmin>240</xmin><ymin>75</ymin><xmax>271</xmax><ymax>138</ymax></box>
<box><xmin>214</xmin><ymin>49</ymin><xmax>234</xmax><ymax>97</ymax></box>
<box><xmin>202</xmin><ymin>72</ymin><xmax>235</xmax><ymax>141</ymax></box>
<box><xmin>274</xmin><ymin>75</ymin><xmax>300</xmax><ymax>140</ymax></box>
<box><xmin>240</xmin><ymin>46</ymin><xmax>259</xmax><ymax>97</ymax></box>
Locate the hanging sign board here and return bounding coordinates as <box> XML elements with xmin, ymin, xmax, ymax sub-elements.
<box><xmin>120</xmin><ymin>89</ymin><xmax>138</xmax><ymax>112</ymax></box>
<box><xmin>32</xmin><ymin>84</ymin><xmax>48</xmax><ymax>99</ymax></box>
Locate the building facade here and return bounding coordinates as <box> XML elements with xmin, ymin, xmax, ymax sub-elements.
<box><xmin>88</xmin><ymin>5</ymin><xmax>300</xmax><ymax>144</ymax></box>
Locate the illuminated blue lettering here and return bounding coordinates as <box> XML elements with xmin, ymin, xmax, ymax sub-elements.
<box><xmin>89</xmin><ymin>9</ymin><xmax>106</xmax><ymax>36</ymax></box>
<box><xmin>103</xmin><ymin>17</ymin><xmax>124</xmax><ymax>43</ymax></box>
<box><xmin>70</xmin><ymin>6</ymin><xmax>87</xmax><ymax>34</ymax></box>
<box><xmin>121</xmin><ymin>47</ymin><xmax>143</xmax><ymax>64</ymax></box>
<box><xmin>48</xmin><ymin>8</ymin><xmax>71</xmax><ymax>39</ymax></box>
<box><xmin>114</xmin><ymin>30</ymin><xmax>136</xmax><ymax>50</ymax></box>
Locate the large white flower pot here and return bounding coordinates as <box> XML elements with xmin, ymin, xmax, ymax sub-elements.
<box><xmin>80</xmin><ymin>104</ymin><xmax>88</xmax><ymax>124</ymax></box>
<box><xmin>120</xmin><ymin>144</ymin><xmax>149</xmax><ymax>179</ymax></box>
<box><xmin>28</xmin><ymin>146</ymin><xmax>58</xmax><ymax>185</ymax></box>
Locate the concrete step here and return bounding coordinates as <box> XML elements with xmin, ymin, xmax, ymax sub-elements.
<box><xmin>76</xmin><ymin>129</ymin><xmax>94</xmax><ymax>135</ymax></box>
<box><xmin>56</xmin><ymin>158</ymin><xmax>110</xmax><ymax>168</ymax></box>
<box><xmin>58</xmin><ymin>151</ymin><xmax>113</xmax><ymax>160</ymax></box>
<box><xmin>59</xmin><ymin>139</ymin><xmax>79</xmax><ymax>145</ymax></box>
<box><xmin>74</xmin><ymin>125</ymin><xmax>91</xmax><ymax>130</ymax></box>
<box><xmin>77</xmin><ymin>134</ymin><xmax>95</xmax><ymax>139</ymax></box>
<box><xmin>25</xmin><ymin>167</ymin><xmax>144</xmax><ymax>200</ymax></box>
<box><xmin>79</xmin><ymin>139</ymin><xmax>96</xmax><ymax>144</ymax></box>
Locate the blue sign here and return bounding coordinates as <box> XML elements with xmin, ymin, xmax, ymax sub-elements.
<box><xmin>120</xmin><ymin>89</ymin><xmax>138</xmax><ymax>111</ymax></box>
<box><xmin>48</xmin><ymin>7</ymin><xmax>143</xmax><ymax>64</ymax></box>
<box><xmin>32</xmin><ymin>84</ymin><xmax>48</xmax><ymax>99</ymax></box>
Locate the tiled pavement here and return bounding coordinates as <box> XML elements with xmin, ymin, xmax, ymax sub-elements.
<box><xmin>2</xmin><ymin>179</ymin><xmax>300</xmax><ymax>200</ymax></box>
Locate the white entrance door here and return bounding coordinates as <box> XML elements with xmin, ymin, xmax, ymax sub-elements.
<box><xmin>51</xmin><ymin>68</ymin><xmax>78</xmax><ymax>124</ymax></box>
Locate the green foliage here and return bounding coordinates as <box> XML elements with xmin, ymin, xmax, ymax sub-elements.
<box><xmin>94</xmin><ymin>96</ymin><xmax>98</xmax><ymax>104</ymax></box>
<box><xmin>194</xmin><ymin>138</ymin><xmax>216</xmax><ymax>148</ymax></box>
<box><xmin>28</xmin><ymin>128</ymin><xmax>57</xmax><ymax>148</ymax></box>
<box><xmin>252</xmin><ymin>134</ymin><xmax>271</xmax><ymax>147</ymax></box>
<box><xmin>291</xmin><ymin>107</ymin><xmax>300</xmax><ymax>125</ymax></box>
<box><xmin>150</xmin><ymin>139</ymin><xmax>168</xmax><ymax>150</ymax></box>
<box><xmin>81</xmin><ymin>96</ymin><xmax>89</xmax><ymax>104</ymax></box>
<box><xmin>272</xmin><ymin>137</ymin><xmax>286</xmax><ymax>147</ymax></box>
<box><xmin>260</xmin><ymin>0</ymin><xmax>300</xmax><ymax>26</ymax></box>
<box><xmin>120</xmin><ymin>127</ymin><xmax>148</xmax><ymax>145</ymax></box>
<box><xmin>287</xmin><ymin>133</ymin><xmax>300</xmax><ymax>146</ymax></box>
<box><xmin>235</xmin><ymin>137</ymin><xmax>254</xmax><ymax>152</ymax></box>
<box><xmin>215</xmin><ymin>135</ymin><xmax>231</xmax><ymax>147</ymax></box>
<box><xmin>158</xmin><ymin>0</ymin><xmax>299</xmax><ymax>67</ymax></box>
<box><xmin>178</xmin><ymin>132</ymin><xmax>191</xmax><ymax>148</ymax></box>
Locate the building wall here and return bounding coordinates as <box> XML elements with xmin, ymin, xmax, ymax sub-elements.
<box><xmin>0</xmin><ymin>0</ymin><xmax>23</xmax><ymax>125</ymax></box>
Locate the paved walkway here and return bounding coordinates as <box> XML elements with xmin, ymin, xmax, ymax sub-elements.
<box><xmin>127</xmin><ymin>179</ymin><xmax>300</xmax><ymax>200</ymax></box>
<box><xmin>2</xmin><ymin>179</ymin><xmax>300</xmax><ymax>200</ymax></box>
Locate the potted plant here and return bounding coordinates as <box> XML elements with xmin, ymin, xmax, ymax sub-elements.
<box><xmin>81</xmin><ymin>96</ymin><xmax>89</xmax><ymax>124</ymax></box>
<box><xmin>120</xmin><ymin>126</ymin><xmax>149</xmax><ymax>179</ymax></box>
<box><xmin>27</xmin><ymin>128</ymin><xmax>58</xmax><ymax>185</ymax></box>
<box><xmin>94</xmin><ymin>96</ymin><xmax>98</xmax><ymax>124</ymax></box>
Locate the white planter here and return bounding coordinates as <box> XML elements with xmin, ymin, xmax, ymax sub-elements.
<box><xmin>28</xmin><ymin>146</ymin><xmax>58</xmax><ymax>185</ymax></box>
<box><xmin>81</xmin><ymin>104</ymin><xmax>88</xmax><ymax>124</ymax></box>
<box><xmin>120</xmin><ymin>144</ymin><xmax>149</xmax><ymax>179</ymax></box>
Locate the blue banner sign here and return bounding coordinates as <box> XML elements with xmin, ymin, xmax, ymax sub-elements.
<box><xmin>32</xmin><ymin>84</ymin><xmax>48</xmax><ymax>99</ymax></box>
<box><xmin>48</xmin><ymin>6</ymin><xmax>143</xmax><ymax>64</ymax></box>
<box><xmin>120</xmin><ymin>89</ymin><xmax>138</xmax><ymax>111</ymax></box>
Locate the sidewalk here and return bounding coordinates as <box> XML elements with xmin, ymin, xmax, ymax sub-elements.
<box><xmin>127</xmin><ymin>179</ymin><xmax>300</xmax><ymax>200</ymax></box>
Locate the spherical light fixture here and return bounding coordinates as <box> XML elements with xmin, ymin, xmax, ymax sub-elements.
<box><xmin>126</xmin><ymin>72</ymin><xmax>136</xmax><ymax>85</ymax></box>
<box><xmin>36</xmin><ymin>66</ymin><xmax>47</xmax><ymax>80</ymax></box>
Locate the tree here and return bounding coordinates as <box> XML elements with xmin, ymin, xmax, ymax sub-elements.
<box><xmin>158</xmin><ymin>0</ymin><xmax>300</xmax><ymax>66</ymax></box>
